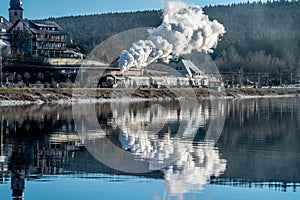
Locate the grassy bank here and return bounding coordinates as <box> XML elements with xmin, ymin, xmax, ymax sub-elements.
<box><xmin>0</xmin><ymin>87</ymin><xmax>300</xmax><ymax>103</ymax></box>
<box><xmin>225</xmin><ymin>88</ymin><xmax>300</xmax><ymax>98</ymax></box>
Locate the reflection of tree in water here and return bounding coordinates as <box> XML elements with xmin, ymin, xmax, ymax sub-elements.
<box><xmin>99</xmin><ymin>101</ymin><xmax>227</xmax><ymax>198</ymax></box>
<box><xmin>217</xmin><ymin>98</ymin><xmax>300</xmax><ymax>188</ymax></box>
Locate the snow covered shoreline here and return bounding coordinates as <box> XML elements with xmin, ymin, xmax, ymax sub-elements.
<box><xmin>1</xmin><ymin>88</ymin><xmax>300</xmax><ymax>107</ymax></box>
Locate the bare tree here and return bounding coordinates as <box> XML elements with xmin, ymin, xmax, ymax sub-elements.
<box><xmin>11</xmin><ymin>30</ymin><xmax>31</xmax><ymax>56</ymax></box>
<box><xmin>23</xmin><ymin>72</ymin><xmax>30</xmax><ymax>85</ymax></box>
<box><xmin>37</xmin><ymin>72</ymin><xmax>44</xmax><ymax>82</ymax></box>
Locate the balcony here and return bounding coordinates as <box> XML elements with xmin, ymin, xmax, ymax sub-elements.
<box><xmin>35</xmin><ymin>38</ymin><xmax>66</xmax><ymax>43</ymax></box>
<box><xmin>33</xmin><ymin>46</ymin><xmax>66</xmax><ymax>51</ymax></box>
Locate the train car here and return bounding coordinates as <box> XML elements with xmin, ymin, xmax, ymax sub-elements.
<box><xmin>177</xmin><ymin>77</ymin><xmax>191</xmax><ymax>87</ymax></box>
<box><xmin>150</xmin><ymin>77</ymin><xmax>165</xmax><ymax>88</ymax></box>
<box><xmin>164</xmin><ymin>76</ymin><xmax>178</xmax><ymax>88</ymax></box>
<box><xmin>125</xmin><ymin>76</ymin><xmax>151</xmax><ymax>88</ymax></box>
<box><xmin>98</xmin><ymin>74</ymin><xmax>214</xmax><ymax>89</ymax></box>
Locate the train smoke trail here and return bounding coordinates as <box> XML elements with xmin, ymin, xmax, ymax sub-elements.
<box><xmin>118</xmin><ymin>1</ymin><xmax>225</xmax><ymax>73</ymax></box>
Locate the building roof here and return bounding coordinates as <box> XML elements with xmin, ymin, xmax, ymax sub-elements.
<box><xmin>8</xmin><ymin>19</ymin><xmax>67</xmax><ymax>35</ymax></box>
<box><xmin>30</xmin><ymin>21</ymin><xmax>68</xmax><ymax>35</ymax></box>
<box><xmin>0</xmin><ymin>16</ymin><xmax>12</xmax><ymax>31</ymax></box>
<box><xmin>0</xmin><ymin>39</ymin><xmax>11</xmax><ymax>46</ymax></box>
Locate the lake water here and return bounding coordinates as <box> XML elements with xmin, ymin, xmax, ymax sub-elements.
<box><xmin>0</xmin><ymin>98</ymin><xmax>300</xmax><ymax>200</ymax></box>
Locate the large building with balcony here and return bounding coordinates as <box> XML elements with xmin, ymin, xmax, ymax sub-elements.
<box><xmin>8</xmin><ymin>19</ymin><xmax>67</xmax><ymax>57</ymax></box>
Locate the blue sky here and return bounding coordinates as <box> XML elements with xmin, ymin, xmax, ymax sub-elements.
<box><xmin>0</xmin><ymin>0</ymin><xmax>266</xmax><ymax>19</ymax></box>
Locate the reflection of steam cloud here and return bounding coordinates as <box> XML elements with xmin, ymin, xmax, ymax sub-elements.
<box><xmin>112</xmin><ymin>101</ymin><xmax>226</xmax><ymax>197</ymax></box>
<box><xmin>165</xmin><ymin>144</ymin><xmax>226</xmax><ymax>196</ymax></box>
<box><xmin>119</xmin><ymin>132</ymin><xmax>226</xmax><ymax>197</ymax></box>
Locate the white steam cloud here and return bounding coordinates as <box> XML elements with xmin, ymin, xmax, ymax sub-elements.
<box><xmin>118</xmin><ymin>1</ymin><xmax>225</xmax><ymax>73</ymax></box>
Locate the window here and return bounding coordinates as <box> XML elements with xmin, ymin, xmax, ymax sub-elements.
<box><xmin>14</xmin><ymin>11</ymin><xmax>18</xmax><ymax>16</ymax></box>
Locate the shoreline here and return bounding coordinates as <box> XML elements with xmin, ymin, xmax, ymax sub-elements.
<box><xmin>1</xmin><ymin>88</ymin><xmax>300</xmax><ymax>106</ymax></box>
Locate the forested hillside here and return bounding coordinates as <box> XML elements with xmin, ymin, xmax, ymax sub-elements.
<box><xmin>49</xmin><ymin>0</ymin><xmax>300</xmax><ymax>75</ymax></box>
<box><xmin>50</xmin><ymin>11</ymin><xmax>162</xmax><ymax>53</ymax></box>
<box><xmin>205</xmin><ymin>0</ymin><xmax>300</xmax><ymax>75</ymax></box>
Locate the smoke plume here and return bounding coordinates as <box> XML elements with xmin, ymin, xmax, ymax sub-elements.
<box><xmin>118</xmin><ymin>1</ymin><xmax>225</xmax><ymax>73</ymax></box>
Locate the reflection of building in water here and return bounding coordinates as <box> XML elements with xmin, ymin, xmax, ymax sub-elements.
<box><xmin>0</xmin><ymin>105</ymin><xmax>77</xmax><ymax>199</ymax></box>
<box><xmin>0</xmin><ymin>118</ymin><xmax>9</xmax><ymax>185</ymax></box>
<box><xmin>3</xmin><ymin>138</ymin><xmax>76</xmax><ymax>199</ymax></box>
<box><xmin>9</xmin><ymin>144</ymin><xmax>33</xmax><ymax>200</ymax></box>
